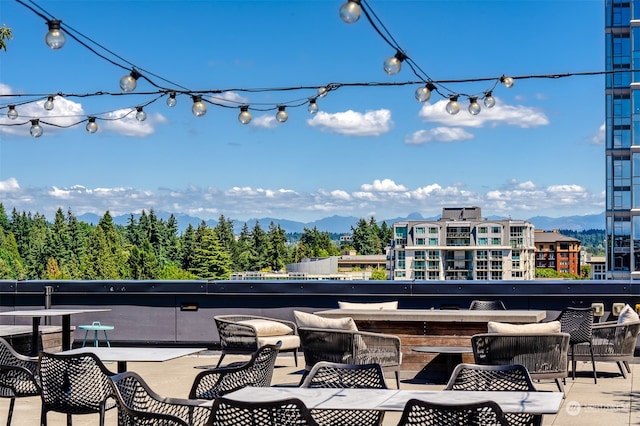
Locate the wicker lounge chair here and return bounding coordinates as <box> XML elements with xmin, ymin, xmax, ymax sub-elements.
<box><xmin>206</xmin><ymin>397</ymin><xmax>319</xmax><ymax>426</ymax></box>
<box><xmin>297</xmin><ymin>327</ymin><xmax>401</xmax><ymax>388</ymax></box>
<box><xmin>396</xmin><ymin>398</ymin><xmax>508</xmax><ymax>426</ymax></box>
<box><xmin>471</xmin><ymin>333</ymin><xmax>570</xmax><ymax>393</ymax></box>
<box><xmin>214</xmin><ymin>315</ymin><xmax>299</xmax><ymax>367</ymax></box>
<box><xmin>0</xmin><ymin>337</ymin><xmax>41</xmax><ymax>426</ymax></box>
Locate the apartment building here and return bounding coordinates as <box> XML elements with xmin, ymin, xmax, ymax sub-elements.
<box><xmin>534</xmin><ymin>230</ymin><xmax>582</xmax><ymax>276</ymax></box>
<box><xmin>386</xmin><ymin>207</ymin><xmax>536</xmax><ymax>280</ymax></box>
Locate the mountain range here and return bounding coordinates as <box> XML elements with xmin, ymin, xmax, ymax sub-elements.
<box><xmin>76</xmin><ymin>211</ymin><xmax>606</xmax><ymax>235</ymax></box>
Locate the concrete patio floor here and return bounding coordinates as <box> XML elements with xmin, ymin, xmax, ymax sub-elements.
<box><xmin>4</xmin><ymin>351</ymin><xmax>640</xmax><ymax>425</ymax></box>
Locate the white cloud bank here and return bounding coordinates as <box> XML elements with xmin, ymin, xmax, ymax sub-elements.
<box><xmin>306</xmin><ymin>109</ymin><xmax>393</xmax><ymax>136</ymax></box>
<box><xmin>0</xmin><ymin>177</ymin><xmax>604</xmax><ymax>223</ymax></box>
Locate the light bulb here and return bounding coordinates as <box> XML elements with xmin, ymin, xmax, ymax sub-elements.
<box><xmin>317</xmin><ymin>87</ymin><xmax>328</xmax><ymax>98</ymax></box>
<box><xmin>415</xmin><ymin>82</ymin><xmax>436</xmax><ymax>103</ymax></box>
<box><xmin>86</xmin><ymin>117</ymin><xmax>98</xmax><ymax>133</ymax></box>
<box><xmin>7</xmin><ymin>105</ymin><xmax>18</xmax><ymax>120</ymax></box>
<box><xmin>468</xmin><ymin>97</ymin><xmax>481</xmax><ymax>115</ymax></box>
<box><xmin>45</xmin><ymin>20</ymin><xmax>66</xmax><ymax>49</ymax></box>
<box><xmin>191</xmin><ymin>95</ymin><xmax>207</xmax><ymax>117</ymax></box>
<box><xmin>44</xmin><ymin>96</ymin><xmax>54</xmax><ymax>111</ymax></box>
<box><xmin>238</xmin><ymin>106</ymin><xmax>252</xmax><ymax>124</ymax></box>
<box><xmin>30</xmin><ymin>119</ymin><xmax>43</xmax><ymax>138</ymax></box>
<box><xmin>446</xmin><ymin>96</ymin><xmax>460</xmax><ymax>115</ymax></box>
<box><xmin>135</xmin><ymin>106</ymin><xmax>147</xmax><ymax>122</ymax></box>
<box><xmin>339</xmin><ymin>0</ymin><xmax>361</xmax><ymax>24</ymax></box>
<box><xmin>501</xmin><ymin>75</ymin><xmax>514</xmax><ymax>88</ymax></box>
<box><xmin>383</xmin><ymin>51</ymin><xmax>406</xmax><ymax>76</ymax></box>
<box><xmin>483</xmin><ymin>91</ymin><xmax>496</xmax><ymax>108</ymax></box>
<box><xmin>120</xmin><ymin>70</ymin><xmax>141</xmax><ymax>92</ymax></box>
<box><xmin>308</xmin><ymin>99</ymin><xmax>319</xmax><ymax>114</ymax></box>
<box><xmin>276</xmin><ymin>106</ymin><xmax>288</xmax><ymax>123</ymax></box>
<box><xmin>166</xmin><ymin>92</ymin><xmax>177</xmax><ymax>107</ymax></box>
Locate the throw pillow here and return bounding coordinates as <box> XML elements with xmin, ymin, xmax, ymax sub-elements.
<box><xmin>487</xmin><ymin>321</ymin><xmax>561</xmax><ymax>334</ymax></box>
<box><xmin>236</xmin><ymin>319</ymin><xmax>293</xmax><ymax>337</ymax></box>
<box><xmin>338</xmin><ymin>301</ymin><xmax>398</xmax><ymax>310</ymax></box>
<box><xmin>294</xmin><ymin>310</ymin><xmax>358</xmax><ymax>331</ymax></box>
<box><xmin>617</xmin><ymin>304</ymin><xmax>640</xmax><ymax>324</ymax></box>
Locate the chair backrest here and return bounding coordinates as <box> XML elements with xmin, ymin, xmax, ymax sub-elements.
<box><xmin>444</xmin><ymin>363</ymin><xmax>536</xmax><ymax>391</ymax></box>
<box><xmin>38</xmin><ymin>351</ymin><xmax>116</xmax><ymax>415</ymax></box>
<box><xmin>189</xmin><ymin>343</ymin><xmax>281</xmax><ymax>399</ymax></box>
<box><xmin>300</xmin><ymin>361</ymin><xmax>388</xmax><ymax>389</ymax></box>
<box><xmin>397</xmin><ymin>398</ymin><xmax>508</xmax><ymax>426</ymax></box>
<box><xmin>207</xmin><ymin>397</ymin><xmax>319</xmax><ymax>426</ymax></box>
<box><xmin>469</xmin><ymin>300</ymin><xmax>506</xmax><ymax>310</ymax></box>
<box><xmin>471</xmin><ymin>333</ymin><xmax>570</xmax><ymax>377</ymax></box>
<box><xmin>558</xmin><ymin>307</ymin><xmax>594</xmax><ymax>344</ymax></box>
<box><xmin>444</xmin><ymin>363</ymin><xmax>539</xmax><ymax>426</ymax></box>
<box><xmin>0</xmin><ymin>337</ymin><xmax>40</xmax><ymax>397</ymax></box>
<box><xmin>109</xmin><ymin>371</ymin><xmax>192</xmax><ymax>426</ymax></box>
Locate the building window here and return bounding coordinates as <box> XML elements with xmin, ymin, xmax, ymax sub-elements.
<box><xmin>429</xmin><ymin>238</ymin><xmax>438</xmax><ymax>245</ymax></box>
<box><xmin>478</xmin><ymin>237</ymin><xmax>488</xmax><ymax>245</ymax></box>
<box><xmin>492</xmin><ymin>226</ymin><xmax>501</xmax><ymax>233</ymax></box>
<box><xmin>414</xmin><ymin>271</ymin><xmax>425</xmax><ymax>280</ymax></box>
<box><xmin>512</xmin><ymin>250</ymin><xmax>520</xmax><ymax>260</ymax></box>
<box><xmin>477</xmin><ymin>271</ymin><xmax>488</xmax><ymax>279</ymax></box>
<box><xmin>478</xmin><ymin>227</ymin><xmax>487</xmax><ymax>233</ymax></box>
<box><xmin>415</xmin><ymin>250</ymin><xmax>426</xmax><ymax>260</ymax></box>
<box><xmin>415</xmin><ymin>227</ymin><xmax>425</xmax><ymax>234</ymax></box>
<box><xmin>416</xmin><ymin>238</ymin><xmax>425</xmax><ymax>245</ymax></box>
<box><xmin>491</xmin><ymin>271</ymin><xmax>502</xmax><ymax>280</ymax></box>
<box><xmin>477</xmin><ymin>250</ymin><xmax>488</xmax><ymax>259</ymax></box>
<box><xmin>395</xmin><ymin>270</ymin><xmax>406</xmax><ymax>278</ymax></box>
<box><xmin>492</xmin><ymin>238</ymin><xmax>501</xmax><ymax>245</ymax></box>
<box><xmin>429</xmin><ymin>227</ymin><xmax>438</xmax><ymax>234</ymax></box>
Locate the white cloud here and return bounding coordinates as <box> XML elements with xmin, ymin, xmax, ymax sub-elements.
<box><xmin>405</xmin><ymin>127</ymin><xmax>474</xmax><ymax>145</ymax></box>
<box><xmin>251</xmin><ymin>114</ymin><xmax>278</xmax><ymax>128</ymax></box>
<box><xmin>592</xmin><ymin>123</ymin><xmax>605</xmax><ymax>145</ymax></box>
<box><xmin>208</xmin><ymin>91</ymin><xmax>249</xmax><ymax>106</ymax></box>
<box><xmin>100</xmin><ymin>109</ymin><xmax>166</xmax><ymax>137</ymax></box>
<box><xmin>418</xmin><ymin>98</ymin><xmax>549</xmax><ymax>129</ymax></box>
<box><xmin>306</xmin><ymin>109</ymin><xmax>393</xmax><ymax>136</ymax></box>
<box><xmin>0</xmin><ymin>177</ymin><xmax>605</xmax><ymax>224</ymax></box>
<box><xmin>0</xmin><ymin>94</ymin><xmax>86</xmax><ymax>136</ymax></box>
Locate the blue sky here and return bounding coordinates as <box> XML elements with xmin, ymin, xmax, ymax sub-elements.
<box><xmin>0</xmin><ymin>0</ymin><xmax>605</xmax><ymax>224</ymax></box>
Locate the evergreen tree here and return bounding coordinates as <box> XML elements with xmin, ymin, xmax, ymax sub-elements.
<box><xmin>351</xmin><ymin>218</ymin><xmax>376</xmax><ymax>255</ymax></box>
<box><xmin>66</xmin><ymin>209</ymin><xmax>88</xmax><ymax>279</ymax></box>
<box><xmin>234</xmin><ymin>223</ymin><xmax>252</xmax><ymax>272</ymax></box>
<box><xmin>250</xmin><ymin>221</ymin><xmax>269</xmax><ymax>271</ymax></box>
<box><xmin>189</xmin><ymin>227</ymin><xmax>231</xmax><ymax>279</ymax></box>
<box><xmin>266</xmin><ymin>221</ymin><xmax>288</xmax><ymax>271</ymax></box>
<box><xmin>164</xmin><ymin>214</ymin><xmax>181</xmax><ymax>265</ymax></box>
<box><xmin>0</xmin><ymin>229</ymin><xmax>25</xmax><ymax>279</ymax></box>
<box><xmin>81</xmin><ymin>225</ymin><xmax>120</xmax><ymax>279</ymax></box>
<box><xmin>180</xmin><ymin>224</ymin><xmax>196</xmax><ymax>271</ymax></box>
<box><xmin>127</xmin><ymin>240</ymin><xmax>160</xmax><ymax>279</ymax></box>
<box><xmin>0</xmin><ymin>203</ymin><xmax>10</xmax><ymax>235</ymax></box>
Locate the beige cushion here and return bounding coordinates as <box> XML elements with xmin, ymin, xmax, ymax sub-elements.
<box><xmin>338</xmin><ymin>301</ymin><xmax>398</xmax><ymax>310</ymax></box>
<box><xmin>258</xmin><ymin>335</ymin><xmax>300</xmax><ymax>350</ymax></box>
<box><xmin>487</xmin><ymin>321</ymin><xmax>561</xmax><ymax>334</ymax></box>
<box><xmin>294</xmin><ymin>310</ymin><xmax>358</xmax><ymax>331</ymax></box>
<box><xmin>237</xmin><ymin>319</ymin><xmax>293</xmax><ymax>337</ymax></box>
<box><xmin>617</xmin><ymin>304</ymin><xmax>640</xmax><ymax>324</ymax></box>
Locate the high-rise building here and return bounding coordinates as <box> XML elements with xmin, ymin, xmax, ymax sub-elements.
<box><xmin>386</xmin><ymin>207</ymin><xmax>535</xmax><ymax>280</ymax></box>
<box><xmin>605</xmin><ymin>1</ymin><xmax>635</xmax><ymax>278</ymax></box>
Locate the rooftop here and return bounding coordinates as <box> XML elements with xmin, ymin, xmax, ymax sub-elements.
<box><xmin>10</xmin><ymin>350</ymin><xmax>640</xmax><ymax>425</ymax></box>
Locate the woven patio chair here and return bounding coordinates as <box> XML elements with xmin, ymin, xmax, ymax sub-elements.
<box><xmin>206</xmin><ymin>397</ymin><xmax>320</xmax><ymax>426</ymax></box>
<box><xmin>469</xmin><ymin>300</ymin><xmax>507</xmax><ymax>310</ymax></box>
<box><xmin>471</xmin><ymin>333</ymin><xmax>570</xmax><ymax>393</ymax></box>
<box><xmin>297</xmin><ymin>327</ymin><xmax>401</xmax><ymax>388</ymax></box>
<box><xmin>110</xmin><ymin>371</ymin><xmax>212</xmax><ymax>426</ymax></box>
<box><xmin>0</xmin><ymin>337</ymin><xmax>41</xmax><ymax>426</ymax></box>
<box><xmin>396</xmin><ymin>398</ymin><xmax>508</xmax><ymax>426</ymax></box>
<box><xmin>38</xmin><ymin>351</ymin><xmax>117</xmax><ymax>426</ymax></box>
<box><xmin>189</xmin><ymin>343</ymin><xmax>280</xmax><ymax>400</ymax></box>
<box><xmin>557</xmin><ymin>307</ymin><xmax>597</xmax><ymax>383</ymax></box>
<box><xmin>444</xmin><ymin>363</ymin><xmax>541</xmax><ymax>426</ymax></box>
<box><xmin>572</xmin><ymin>319</ymin><xmax>640</xmax><ymax>379</ymax></box>
<box><xmin>300</xmin><ymin>361</ymin><xmax>387</xmax><ymax>426</ymax></box>
<box><xmin>215</xmin><ymin>315</ymin><xmax>299</xmax><ymax>367</ymax></box>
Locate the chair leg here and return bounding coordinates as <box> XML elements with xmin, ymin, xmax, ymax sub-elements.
<box><xmin>554</xmin><ymin>378</ymin><xmax>565</xmax><ymax>396</ymax></box>
<box><xmin>571</xmin><ymin>348</ymin><xmax>576</xmax><ymax>380</ymax></box>
<box><xmin>7</xmin><ymin>397</ymin><xmax>15</xmax><ymax>426</ymax></box>
<box><xmin>40</xmin><ymin>407</ymin><xmax>46</xmax><ymax>426</ymax></box>
<box><xmin>617</xmin><ymin>361</ymin><xmax>629</xmax><ymax>379</ymax></box>
<box><xmin>293</xmin><ymin>349</ymin><xmax>298</xmax><ymax>367</ymax></box>
<box><xmin>624</xmin><ymin>360</ymin><xmax>631</xmax><ymax>373</ymax></box>
<box><xmin>66</xmin><ymin>413</ymin><xmax>71</xmax><ymax>426</ymax></box>
<box><xmin>589</xmin><ymin>344</ymin><xmax>597</xmax><ymax>384</ymax></box>
<box><xmin>216</xmin><ymin>354</ymin><xmax>226</xmax><ymax>368</ymax></box>
<box><xmin>395</xmin><ymin>371</ymin><xmax>400</xmax><ymax>389</ymax></box>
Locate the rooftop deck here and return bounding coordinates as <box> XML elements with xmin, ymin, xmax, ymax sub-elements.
<box><xmin>6</xmin><ymin>351</ymin><xmax>640</xmax><ymax>425</ymax></box>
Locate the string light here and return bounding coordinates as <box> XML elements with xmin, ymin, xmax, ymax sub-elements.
<box><xmin>43</xmin><ymin>96</ymin><xmax>55</xmax><ymax>111</ymax></box>
<box><xmin>501</xmin><ymin>75</ymin><xmax>515</xmax><ymax>89</ymax></box>
<box><xmin>307</xmin><ymin>99</ymin><xmax>319</xmax><ymax>114</ymax></box>
<box><xmin>383</xmin><ymin>51</ymin><xmax>406</xmax><ymax>76</ymax></box>
<box><xmin>7</xmin><ymin>105</ymin><xmax>18</xmax><ymax>120</ymax></box>
<box><xmin>85</xmin><ymin>117</ymin><xmax>98</xmax><ymax>133</ymax></box>
<box><xmin>45</xmin><ymin>19</ymin><xmax>65</xmax><ymax>49</ymax></box>
<box><xmin>415</xmin><ymin>82</ymin><xmax>437</xmax><ymax>102</ymax></box>
<box><xmin>135</xmin><ymin>106</ymin><xmax>146</xmax><ymax>122</ymax></box>
<box><xmin>120</xmin><ymin>70</ymin><xmax>141</xmax><ymax>92</ymax></box>
<box><xmin>29</xmin><ymin>119</ymin><xmax>43</xmax><ymax>137</ymax></box>
<box><xmin>339</xmin><ymin>0</ymin><xmax>361</xmax><ymax>24</ymax></box>
<box><xmin>276</xmin><ymin>105</ymin><xmax>288</xmax><ymax>123</ymax></box>
<box><xmin>191</xmin><ymin>95</ymin><xmax>207</xmax><ymax>117</ymax></box>
<box><xmin>166</xmin><ymin>91</ymin><xmax>177</xmax><ymax>107</ymax></box>
<box><xmin>446</xmin><ymin>95</ymin><xmax>460</xmax><ymax>115</ymax></box>
<box><xmin>483</xmin><ymin>91</ymin><xmax>496</xmax><ymax>108</ymax></box>
<box><xmin>468</xmin><ymin>97</ymin><xmax>481</xmax><ymax>115</ymax></box>
<box><xmin>238</xmin><ymin>105</ymin><xmax>251</xmax><ymax>124</ymax></box>
<box><xmin>317</xmin><ymin>87</ymin><xmax>328</xmax><ymax>98</ymax></box>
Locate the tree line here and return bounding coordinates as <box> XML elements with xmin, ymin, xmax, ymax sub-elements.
<box><xmin>0</xmin><ymin>204</ymin><xmax>392</xmax><ymax>280</ymax></box>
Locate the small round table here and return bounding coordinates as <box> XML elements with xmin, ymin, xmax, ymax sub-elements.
<box><xmin>78</xmin><ymin>321</ymin><xmax>114</xmax><ymax>347</ymax></box>
<box><xmin>412</xmin><ymin>346</ymin><xmax>473</xmax><ymax>384</ymax></box>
